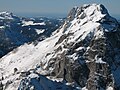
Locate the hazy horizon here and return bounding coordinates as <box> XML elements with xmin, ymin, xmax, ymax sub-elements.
<box><xmin>14</xmin><ymin>12</ymin><xmax>66</xmax><ymax>18</ymax></box>
<box><xmin>8</xmin><ymin>12</ymin><xmax>120</xmax><ymax>20</ymax></box>
<box><xmin>0</xmin><ymin>0</ymin><xmax>120</xmax><ymax>19</ymax></box>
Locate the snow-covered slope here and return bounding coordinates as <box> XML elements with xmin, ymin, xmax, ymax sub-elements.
<box><xmin>0</xmin><ymin>4</ymin><xmax>120</xmax><ymax>90</ymax></box>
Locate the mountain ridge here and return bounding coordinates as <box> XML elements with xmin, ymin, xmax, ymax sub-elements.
<box><xmin>0</xmin><ymin>3</ymin><xmax>120</xmax><ymax>90</ymax></box>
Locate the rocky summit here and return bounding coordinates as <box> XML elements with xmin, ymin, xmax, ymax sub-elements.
<box><xmin>0</xmin><ymin>4</ymin><xmax>120</xmax><ymax>90</ymax></box>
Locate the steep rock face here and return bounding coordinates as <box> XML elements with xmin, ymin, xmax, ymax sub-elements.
<box><xmin>45</xmin><ymin>4</ymin><xmax>120</xmax><ymax>90</ymax></box>
<box><xmin>0</xmin><ymin>4</ymin><xmax>120</xmax><ymax>90</ymax></box>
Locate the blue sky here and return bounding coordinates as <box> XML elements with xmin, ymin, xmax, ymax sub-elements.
<box><xmin>0</xmin><ymin>0</ymin><xmax>120</xmax><ymax>17</ymax></box>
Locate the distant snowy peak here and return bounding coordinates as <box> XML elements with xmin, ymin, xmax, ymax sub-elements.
<box><xmin>0</xmin><ymin>11</ymin><xmax>17</xmax><ymax>20</ymax></box>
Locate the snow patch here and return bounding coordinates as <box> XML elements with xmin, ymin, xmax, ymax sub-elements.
<box><xmin>0</xmin><ymin>26</ymin><xmax>5</xmax><ymax>29</ymax></box>
<box><xmin>35</xmin><ymin>29</ymin><xmax>45</xmax><ymax>34</ymax></box>
<box><xmin>22</xmin><ymin>21</ymin><xmax>46</xmax><ymax>26</ymax></box>
<box><xmin>107</xmin><ymin>86</ymin><xmax>114</xmax><ymax>90</ymax></box>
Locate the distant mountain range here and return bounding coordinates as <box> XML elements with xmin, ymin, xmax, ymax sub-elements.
<box><xmin>0</xmin><ymin>12</ymin><xmax>64</xmax><ymax>57</ymax></box>
<box><xmin>15</xmin><ymin>12</ymin><xmax>66</xmax><ymax>18</ymax></box>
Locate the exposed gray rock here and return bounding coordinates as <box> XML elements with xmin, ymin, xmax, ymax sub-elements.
<box><xmin>45</xmin><ymin>4</ymin><xmax>120</xmax><ymax>90</ymax></box>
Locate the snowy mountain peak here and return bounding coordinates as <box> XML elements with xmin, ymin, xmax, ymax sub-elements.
<box><xmin>0</xmin><ymin>11</ymin><xmax>16</xmax><ymax>20</ymax></box>
<box><xmin>66</xmin><ymin>4</ymin><xmax>118</xmax><ymax>33</ymax></box>
<box><xmin>67</xmin><ymin>4</ymin><xmax>109</xmax><ymax>22</ymax></box>
<box><xmin>0</xmin><ymin>11</ymin><xmax>12</xmax><ymax>15</ymax></box>
<box><xmin>0</xmin><ymin>4</ymin><xmax>120</xmax><ymax>90</ymax></box>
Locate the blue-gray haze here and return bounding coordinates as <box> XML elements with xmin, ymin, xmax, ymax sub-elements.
<box><xmin>0</xmin><ymin>0</ymin><xmax>120</xmax><ymax>18</ymax></box>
